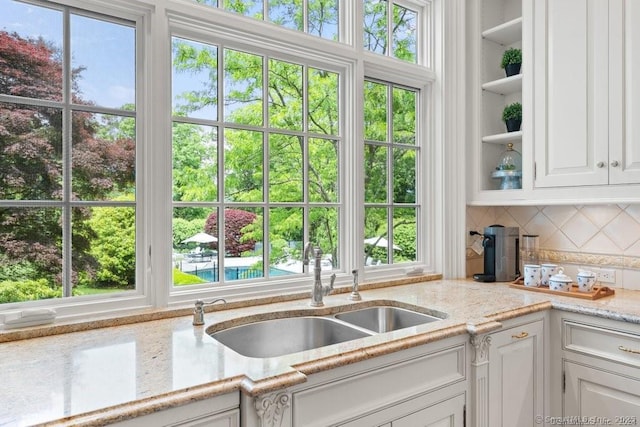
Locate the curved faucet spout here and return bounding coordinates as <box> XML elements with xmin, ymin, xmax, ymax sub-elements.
<box><xmin>304</xmin><ymin>243</ymin><xmax>334</xmax><ymax>307</ymax></box>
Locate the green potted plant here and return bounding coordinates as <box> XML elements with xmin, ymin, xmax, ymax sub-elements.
<box><xmin>502</xmin><ymin>102</ymin><xmax>522</xmax><ymax>132</ymax></box>
<box><xmin>501</xmin><ymin>47</ymin><xmax>522</xmax><ymax>77</ymax></box>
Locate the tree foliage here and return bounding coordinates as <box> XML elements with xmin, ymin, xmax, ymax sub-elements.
<box><xmin>0</xmin><ymin>279</ymin><xmax>59</xmax><ymax>304</ymax></box>
<box><xmin>172</xmin><ymin>18</ymin><xmax>418</xmax><ymax>268</ymax></box>
<box><xmin>87</xmin><ymin>196</ymin><xmax>135</xmax><ymax>288</ymax></box>
<box><xmin>205</xmin><ymin>209</ymin><xmax>257</xmax><ymax>256</ymax></box>
<box><xmin>0</xmin><ymin>31</ymin><xmax>135</xmax><ymax>288</ymax></box>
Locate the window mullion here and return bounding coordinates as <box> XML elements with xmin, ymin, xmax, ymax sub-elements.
<box><xmin>62</xmin><ymin>8</ymin><xmax>73</xmax><ymax>298</ymax></box>
<box><xmin>263</xmin><ymin>55</ymin><xmax>270</xmax><ymax>274</ymax></box>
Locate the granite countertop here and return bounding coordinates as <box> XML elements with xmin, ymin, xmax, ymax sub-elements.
<box><xmin>2</xmin><ymin>278</ymin><xmax>640</xmax><ymax>427</ymax></box>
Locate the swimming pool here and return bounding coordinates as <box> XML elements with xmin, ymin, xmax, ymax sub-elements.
<box><xmin>194</xmin><ymin>266</ymin><xmax>293</xmax><ymax>282</ymax></box>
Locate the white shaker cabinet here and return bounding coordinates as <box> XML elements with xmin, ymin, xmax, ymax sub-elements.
<box><xmin>533</xmin><ymin>0</ymin><xmax>640</xmax><ymax>189</ymax></box>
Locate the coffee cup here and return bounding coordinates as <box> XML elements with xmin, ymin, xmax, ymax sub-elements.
<box><xmin>577</xmin><ymin>270</ymin><xmax>596</xmax><ymax>292</ymax></box>
<box><xmin>524</xmin><ymin>264</ymin><xmax>541</xmax><ymax>287</ymax></box>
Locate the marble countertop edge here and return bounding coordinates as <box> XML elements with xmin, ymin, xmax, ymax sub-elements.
<box><xmin>41</xmin><ymin>377</ymin><xmax>244</xmax><ymax>427</ymax></box>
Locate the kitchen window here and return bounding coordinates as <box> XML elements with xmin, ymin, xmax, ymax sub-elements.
<box><xmin>364</xmin><ymin>0</ymin><xmax>419</xmax><ymax>63</ymax></box>
<box><xmin>171</xmin><ymin>36</ymin><xmax>341</xmax><ymax>288</ymax></box>
<box><xmin>363</xmin><ymin>80</ymin><xmax>419</xmax><ymax>266</ymax></box>
<box><xmin>0</xmin><ymin>0</ymin><xmax>138</xmax><ymax>307</ymax></box>
<box><xmin>188</xmin><ymin>0</ymin><xmax>339</xmax><ymax>40</ymax></box>
<box><xmin>0</xmin><ymin>0</ymin><xmax>438</xmax><ymax>316</ymax></box>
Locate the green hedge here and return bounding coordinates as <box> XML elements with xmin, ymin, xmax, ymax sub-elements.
<box><xmin>173</xmin><ymin>268</ymin><xmax>207</xmax><ymax>286</ymax></box>
<box><xmin>0</xmin><ymin>279</ymin><xmax>59</xmax><ymax>304</ymax></box>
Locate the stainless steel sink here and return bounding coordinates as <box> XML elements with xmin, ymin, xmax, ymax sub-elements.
<box><xmin>209</xmin><ymin>316</ymin><xmax>373</xmax><ymax>358</ymax></box>
<box><xmin>335</xmin><ymin>306</ymin><xmax>442</xmax><ymax>333</ymax></box>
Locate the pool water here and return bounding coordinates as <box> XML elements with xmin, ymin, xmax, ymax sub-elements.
<box><xmin>194</xmin><ymin>266</ymin><xmax>293</xmax><ymax>282</ymax></box>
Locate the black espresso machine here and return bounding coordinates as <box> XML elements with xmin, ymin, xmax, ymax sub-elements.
<box><xmin>472</xmin><ymin>225</ymin><xmax>520</xmax><ymax>282</ymax></box>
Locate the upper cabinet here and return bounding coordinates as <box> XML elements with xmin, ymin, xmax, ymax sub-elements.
<box><xmin>468</xmin><ymin>0</ymin><xmax>640</xmax><ymax>205</ymax></box>
<box><xmin>533</xmin><ymin>0</ymin><xmax>640</xmax><ymax>188</ymax></box>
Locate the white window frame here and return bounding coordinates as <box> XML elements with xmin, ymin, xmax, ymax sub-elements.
<box><xmin>0</xmin><ymin>0</ymin><xmax>465</xmax><ymax>320</ymax></box>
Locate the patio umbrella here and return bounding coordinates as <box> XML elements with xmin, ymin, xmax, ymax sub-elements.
<box><xmin>182</xmin><ymin>232</ymin><xmax>218</xmax><ymax>244</ymax></box>
<box><xmin>364</xmin><ymin>236</ymin><xmax>401</xmax><ymax>251</ymax></box>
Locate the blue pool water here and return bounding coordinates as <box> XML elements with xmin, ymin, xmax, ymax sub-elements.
<box><xmin>194</xmin><ymin>266</ymin><xmax>292</xmax><ymax>282</ymax></box>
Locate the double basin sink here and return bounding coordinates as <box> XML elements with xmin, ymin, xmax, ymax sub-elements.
<box><xmin>207</xmin><ymin>303</ymin><xmax>446</xmax><ymax>358</ymax></box>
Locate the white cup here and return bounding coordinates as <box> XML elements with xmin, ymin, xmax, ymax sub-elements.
<box><xmin>577</xmin><ymin>272</ymin><xmax>596</xmax><ymax>293</ymax></box>
<box><xmin>541</xmin><ymin>263</ymin><xmax>558</xmax><ymax>287</ymax></box>
<box><xmin>524</xmin><ymin>264</ymin><xmax>541</xmax><ymax>287</ymax></box>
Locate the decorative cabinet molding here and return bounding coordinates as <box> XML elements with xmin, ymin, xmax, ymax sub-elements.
<box><xmin>254</xmin><ymin>392</ymin><xmax>291</xmax><ymax>427</ymax></box>
<box><xmin>469</xmin><ymin>334</ymin><xmax>492</xmax><ymax>427</ymax></box>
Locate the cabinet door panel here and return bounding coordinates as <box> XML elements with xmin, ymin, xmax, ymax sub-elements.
<box><xmin>564</xmin><ymin>361</ymin><xmax>640</xmax><ymax>417</ymax></box>
<box><xmin>488</xmin><ymin>320</ymin><xmax>544</xmax><ymax>427</ymax></box>
<box><xmin>609</xmin><ymin>0</ymin><xmax>640</xmax><ymax>184</ymax></box>
<box><xmin>391</xmin><ymin>394</ymin><xmax>465</xmax><ymax>427</ymax></box>
<box><xmin>534</xmin><ymin>0</ymin><xmax>609</xmax><ymax>187</ymax></box>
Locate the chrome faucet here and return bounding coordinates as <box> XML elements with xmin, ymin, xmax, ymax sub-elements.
<box><xmin>192</xmin><ymin>298</ymin><xmax>227</xmax><ymax>326</ymax></box>
<box><xmin>303</xmin><ymin>242</ymin><xmax>336</xmax><ymax>307</ymax></box>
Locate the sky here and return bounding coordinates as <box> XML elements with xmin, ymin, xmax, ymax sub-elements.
<box><xmin>0</xmin><ymin>0</ymin><xmax>135</xmax><ymax>109</ymax></box>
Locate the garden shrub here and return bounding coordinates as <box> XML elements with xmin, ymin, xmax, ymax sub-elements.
<box><xmin>0</xmin><ymin>279</ymin><xmax>59</xmax><ymax>304</ymax></box>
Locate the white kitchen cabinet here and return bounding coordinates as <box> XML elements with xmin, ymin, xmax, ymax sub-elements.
<box><xmin>469</xmin><ymin>312</ymin><xmax>547</xmax><ymax>427</ymax></box>
<box><xmin>488</xmin><ymin>318</ymin><xmax>544</xmax><ymax>427</ymax></box>
<box><xmin>390</xmin><ymin>394</ymin><xmax>465</xmax><ymax>427</ymax></box>
<box><xmin>337</xmin><ymin>391</ymin><xmax>465</xmax><ymax>427</ymax></box>
<box><xmin>551</xmin><ymin>311</ymin><xmax>640</xmax><ymax>420</ymax></box>
<box><xmin>112</xmin><ymin>393</ymin><xmax>238</xmax><ymax>427</ymax></box>
<box><xmin>533</xmin><ymin>0</ymin><xmax>640</xmax><ymax>189</ymax></box>
<box><xmin>241</xmin><ymin>335</ymin><xmax>467</xmax><ymax>427</ymax></box>
<box><xmin>564</xmin><ymin>361</ymin><xmax>640</xmax><ymax>420</ymax></box>
<box><xmin>487</xmin><ymin>321</ymin><xmax>544</xmax><ymax>426</ymax></box>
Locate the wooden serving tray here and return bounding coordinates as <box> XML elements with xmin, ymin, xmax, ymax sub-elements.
<box><xmin>510</xmin><ymin>278</ymin><xmax>615</xmax><ymax>300</ymax></box>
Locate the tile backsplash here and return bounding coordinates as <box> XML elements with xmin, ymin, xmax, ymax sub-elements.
<box><xmin>466</xmin><ymin>204</ymin><xmax>640</xmax><ymax>290</ymax></box>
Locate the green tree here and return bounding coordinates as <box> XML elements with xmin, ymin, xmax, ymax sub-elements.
<box><xmin>0</xmin><ymin>31</ymin><xmax>135</xmax><ymax>291</ymax></box>
<box><xmin>87</xmin><ymin>195</ymin><xmax>135</xmax><ymax>288</ymax></box>
<box><xmin>173</xmin><ymin>217</ymin><xmax>207</xmax><ymax>249</ymax></box>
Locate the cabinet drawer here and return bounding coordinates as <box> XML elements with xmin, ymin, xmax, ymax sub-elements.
<box><xmin>292</xmin><ymin>344</ymin><xmax>465</xmax><ymax>427</ymax></box>
<box><xmin>563</xmin><ymin>320</ymin><xmax>640</xmax><ymax>367</ymax></box>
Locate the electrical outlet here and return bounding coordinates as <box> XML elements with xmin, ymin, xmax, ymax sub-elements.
<box><xmin>596</xmin><ymin>268</ymin><xmax>616</xmax><ymax>284</ymax></box>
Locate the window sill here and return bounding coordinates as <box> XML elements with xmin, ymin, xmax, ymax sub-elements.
<box><xmin>0</xmin><ymin>273</ymin><xmax>442</xmax><ymax>343</ymax></box>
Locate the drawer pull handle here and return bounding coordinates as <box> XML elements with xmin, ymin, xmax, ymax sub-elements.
<box><xmin>618</xmin><ymin>345</ymin><xmax>640</xmax><ymax>354</ymax></box>
<box><xmin>512</xmin><ymin>332</ymin><xmax>529</xmax><ymax>339</ymax></box>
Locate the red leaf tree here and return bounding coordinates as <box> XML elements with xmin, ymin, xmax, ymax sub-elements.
<box><xmin>205</xmin><ymin>209</ymin><xmax>257</xmax><ymax>257</ymax></box>
<box><xmin>0</xmin><ymin>31</ymin><xmax>135</xmax><ymax>285</ymax></box>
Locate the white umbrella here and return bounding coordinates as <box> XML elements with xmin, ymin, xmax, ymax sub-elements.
<box><xmin>364</xmin><ymin>236</ymin><xmax>401</xmax><ymax>251</ymax></box>
<box><xmin>182</xmin><ymin>232</ymin><xmax>218</xmax><ymax>244</ymax></box>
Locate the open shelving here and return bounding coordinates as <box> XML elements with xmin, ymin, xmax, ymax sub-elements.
<box><xmin>476</xmin><ymin>0</ymin><xmax>524</xmax><ymax>193</ymax></box>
